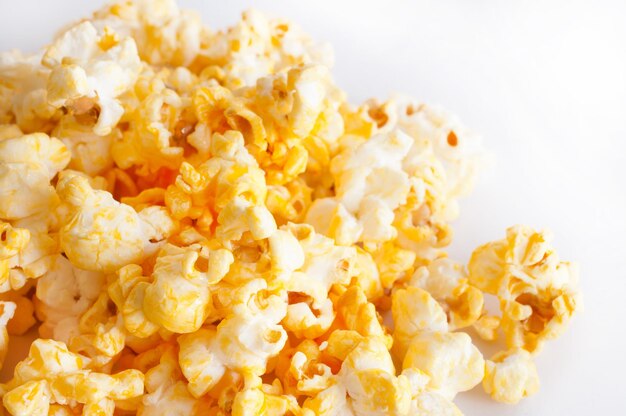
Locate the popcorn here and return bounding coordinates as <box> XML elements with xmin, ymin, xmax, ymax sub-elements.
<box><xmin>483</xmin><ymin>349</ymin><xmax>539</xmax><ymax>404</ymax></box>
<box><xmin>402</xmin><ymin>331</ymin><xmax>485</xmax><ymax>400</ymax></box>
<box><xmin>57</xmin><ymin>171</ymin><xmax>175</xmax><ymax>273</ymax></box>
<box><xmin>279</xmin><ymin>223</ymin><xmax>357</xmax><ymax>338</ymax></box>
<box><xmin>391</xmin><ymin>287</ymin><xmax>448</xmax><ymax>360</ymax></box>
<box><xmin>2</xmin><ymin>339</ymin><xmax>144</xmax><ymax>415</ymax></box>
<box><xmin>0</xmin><ymin>221</ymin><xmax>30</xmax><ymax>290</ymax></box>
<box><xmin>306</xmin><ymin>129</ymin><xmax>413</xmax><ymax>246</ymax></box>
<box><xmin>468</xmin><ymin>225</ymin><xmax>581</xmax><ymax>352</ymax></box>
<box><xmin>178</xmin><ymin>290</ymin><xmax>287</xmax><ymax>397</ymax></box>
<box><xmin>407</xmin><ymin>258</ymin><xmax>483</xmax><ymax>330</ymax></box>
<box><xmin>35</xmin><ymin>255</ymin><xmax>105</xmax><ymax>342</ymax></box>
<box><xmin>0</xmin><ymin>290</ymin><xmax>36</xmax><ymax>336</ymax></box>
<box><xmin>0</xmin><ymin>300</ymin><xmax>16</xmax><ymax>367</ymax></box>
<box><xmin>141</xmin><ymin>243</ymin><xmax>232</xmax><ymax>333</ymax></box>
<box><xmin>0</xmin><ymin>1</ymin><xmax>580</xmax><ymax>415</ymax></box>
<box><xmin>137</xmin><ymin>345</ymin><xmax>203</xmax><ymax>416</ymax></box>
<box><xmin>43</xmin><ymin>21</ymin><xmax>142</xmax><ymax>136</ymax></box>
<box><xmin>0</xmin><ymin>133</ymin><xmax>70</xmax><ymax>220</ymax></box>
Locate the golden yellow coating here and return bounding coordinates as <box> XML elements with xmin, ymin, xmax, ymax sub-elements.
<box><xmin>0</xmin><ymin>1</ymin><xmax>580</xmax><ymax>415</ymax></box>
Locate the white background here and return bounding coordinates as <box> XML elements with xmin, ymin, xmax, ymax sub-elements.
<box><xmin>1</xmin><ymin>1</ymin><xmax>625</xmax><ymax>414</ymax></box>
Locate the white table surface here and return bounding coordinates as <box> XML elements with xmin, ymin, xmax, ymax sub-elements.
<box><xmin>1</xmin><ymin>1</ymin><xmax>625</xmax><ymax>415</ymax></box>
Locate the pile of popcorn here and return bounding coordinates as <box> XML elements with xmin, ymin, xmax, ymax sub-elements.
<box><xmin>0</xmin><ymin>0</ymin><xmax>581</xmax><ymax>414</ymax></box>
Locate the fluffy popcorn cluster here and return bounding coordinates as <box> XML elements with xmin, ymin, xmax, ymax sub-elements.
<box><xmin>0</xmin><ymin>1</ymin><xmax>581</xmax><ymax>414</ymax></box>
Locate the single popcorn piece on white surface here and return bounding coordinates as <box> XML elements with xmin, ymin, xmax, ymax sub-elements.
<box><xmin>0</xmin><ymin>1</ymin><xmax>581</xmax><ymax>415</ymax></box>
<box><xmin>482</xmin><ymin>348</ymin><xmax>540</xmax><ymax>404</ymax></box>
<box><xmin>468</xmin><ymin>225</ymin><xmax>581</xmax><ymax>352</ymax></box>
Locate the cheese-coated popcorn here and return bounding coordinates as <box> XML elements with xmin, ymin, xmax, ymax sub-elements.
<box><xmin>306</xmin><ymin>130</ymin><xmax>413</xmax><ymax>246</ymax></box>
<box><xmin>409</xmin><ymin>391</ymin><xmax>462</xmax><ymax>416</ymax></box>
<box><xmin>482</xmin><ymin>349</ymin><xmax>539</xmax><ymax>404</ymax></box>
<box><xmin>3</xmin><ymin>379</ymin><xmax>51</xmax><ymax>416</ymax></box>
<box><xmin>0</xmin><ymin>1</ymin><xmax>581</xmax><ymax>414</ymax></box>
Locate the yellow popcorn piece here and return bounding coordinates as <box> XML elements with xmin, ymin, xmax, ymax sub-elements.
<box><xmin>137</xmin><ymin>345</ymin><xmax>203</xmax><ymax>416</ymax></box>
<box><xmin>142</xmin><ymin>243</ymin><xmax>233</xmax><ymax>334</ymax></box>
<box><xmin>0</xmin><ymin>133</ymin><xmax>70</xmax><ymax>220</ymax></box>
<box><xmin>306</xmin><ymin>129</ymin><xmax>413</xmax><ymax>246</ymax></box>
<box><xmin>483</xmin><ymin>348</ymin><xmax>539</xmax><ymax>404</ymax></box>
<box><xmin>57</xmin><ymin>171</ymin><xmax>175</xmax><ymax>273</ymax></box>
<box><xmin>0</xmin><ymin>222</ymin><xmax>30</xmax><ymax>290</ymax></box>
<box><xmin>336</xmin><ymin>287</ymin><xmax>390</xmax><ymax>347</ymax></box>
<box><xmin>0</xmin><ymin>1</ymin><xmax>580</xmax><ymax>414</ymax></box>
<box><xmin>0</xmin><ymin>300</ymin><xmax>16</xmax><ymax>368</ymax></box>
<box><xmin>403</xmin><ymin>331</ymin><xmax>485</xmax><ymax>400</ymax></box>
<box><xmin>3</xmin><ymin>379</ymin><xmax>51</xmax><ymax>416</ymax></box>
<box><xmin>43</xmin><ymin>21</ymin><xmax>141</xmax><ymax>136</ymax></box>
<box><xmin>0</xmin><ymin>291</ymin><xmax>36</xmax><ymax>336</ymax></box>
<box><xmin>391</xmin><ymin>286</ymin><xmax>448</xmax><ymax>360</ymax></box>
<box><xmin>469</xmin><ymin>225</ymin><xmax>581</xmax><ymax>352</ymax></box>
<box><xmin>35</xmin><ymin>255</ymin><xmax>105</xmax><ymax>342</ymax></box>
<box><xmin>408</xmin><ymin>258</ymin><xmax>483</xmax><ymax>330</ymax></box>
<box><xmin>2</xmin><ymin>339</ymin><xmax>144</xmax><ymax>415</ymax></box>
<box><xmin>111</xmin><ymin>77</ymin><xmax>187</xmax><ymax>175</ymax></box>
<box><xmin>178</xmin><ymin>290</ymin><xmax>287</xmax><ymax>397</ymax></box>
<box><xmin>232</xmin><ymin>385</ymin><xmax>297</xmax><ymax>416</ymax></box>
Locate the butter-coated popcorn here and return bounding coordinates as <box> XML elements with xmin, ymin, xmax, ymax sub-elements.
<box><xmin>0</xmin><ymin>1</ymin><xmax>580</xmax><ymax>415</ymax></box>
